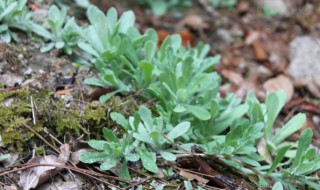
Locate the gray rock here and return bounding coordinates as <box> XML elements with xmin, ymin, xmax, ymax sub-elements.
<box><xmin>287</xmin><ymin>36</ymin><xmax>320</xmax><ymax>97</ymax></box>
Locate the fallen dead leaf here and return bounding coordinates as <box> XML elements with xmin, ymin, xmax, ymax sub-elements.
<box><xmin>19</xmin><ymin>144</ymin><xmax>70</xmax><ymax>190</ymax></box>
<box><xmin>19</xmin><ymin>156</ymin><xmax>65</xmax><ymax>190</ymax></box>
<box><xmin>179</xmin><ymin>169</ymin><xmax>209</xmax><ymax>184</ymax></box>
<box><xmin>221</xmin><ymin>69</ymin><xmax>244</xmax><ymax>86</ymax></box>
<box><xmin>182</xmin><ymin>14</ymin><xmax>209</xmax><ymax>29</ymax></box>
<box><xmin>245</xmin><ymin>30</ymin><xmax>268</xmax><ymax>61</ymax></box>
<box><xmin>179</xmin><ymin>30</ymin><xmax>195</xmax><ymax>47</ymax></box>
<box><xmin>263</xmin><ymin>75</ymin><xmax>294</xmax><ymax>102</ymax></box>
<box><xmin>157</xmin><ymin>29</ymin><xmax>194</xmax><ymax>47</ymax></box>
<box><xmin>237</xmin><ymin>1</ymin><xmax>250</xmax><ymax>13</ymax></box>
<box><xmin>157</xmin><ymin>30</ymin><xmax>169</xmax><ymax>45</ymax></box>
<box><xmin>245</xmin><ymin>30</ymin><xmax>260</xmax><ymax>45</ymax></box>
<box><xmin>252</xmin><ymin>40</ymin><xmax>268</xmax><ymax>61</ymax></box>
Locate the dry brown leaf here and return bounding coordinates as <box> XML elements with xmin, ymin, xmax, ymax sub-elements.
<box><xmin>19</xmin><ymin>156</ymin><xmax>64</xmax><ymax>190</ymax></box>
<box><xmin>245</xmin><ymin>30</ymin><xmax>260</xmax><ymax>45</ymax></box>
<box><xmin>19</xmin><ymin>144</ymin><xmax>70</xmax><ymax>190</ymax></box>
<box><xmin>182</xmin><ymin>14</ymin><xmax>209</xmax><ymax>29</ymax></box>
<box><xmin>195</xmin><ymin>157</ymin><xmax>226</xmax><ymax>188</ymax></box>
<box><xmin>245</xmin><ymin>30</ymin><xmax>268</xmax><ymax>61</ymax></box>
<box><xmin>252</xmin><ymin>40</ymin><xmax>268</xmax><ymax>61</ymax></box>
<box><xmin>263</xmin><ymin>75</ymin><xmax>294</xmax><ymax>102</ymax></box>
<box><xmin>221</xmin><ymin>70</ymin><xmax>244</xmax><ymax>86</ymax></box>
<box><xmin>179</xmin><ymin>169</ymin><xmax>209</xmax><ymax>184</ymax></box>
<box><xmin>237</xmin><ymin>1</ymin><xmax>250</xmax><ymax>13</ymax></box>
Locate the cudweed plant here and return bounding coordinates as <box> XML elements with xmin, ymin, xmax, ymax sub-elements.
<box><xmin>112</xmin><ymin>106</ymin><xmax>190</xmax><ymax>162</ymax></box>
<box><xmin>39</xmin><ymin>5</ymin><xmax>80</xmax><ymax>54</ymax></box>
<box><xmin>149</xmin><ymin>35</ymin><xmax>221</xmax><ymax>121</ymax></box>
<box><xmin>209</xmin><ymin>0</ymin><xmax>238</xmax><ymax>9</ymax></box>
<box><xmin>74</xmin><ymin>6</ymin><xmax>319</xmax><ymax>188</ymax></box>
<box><xmin>71</xmin><ymin>6</ymin><xmax>158</xmax><ymax>101</ymax></box>
<box><xmin>0</xmin><ymin>1</ymin><xmax>318</xmax><ymax>188</ymax></box>
<box><xmin>81</xmin><ymin>106</ymin><xmax>190</xmax><ymax>175</ymax></box>
<box><xmin>0</xmin><ymin>0</ymin><xmax>43</xmax><ymax>42</ymax></box>
<box><xmin>136</xmin><ymin>0</ymin><xmax>192</xmax><ymax>15</ymax></box>
<box><xmin>80</xmin><ymin>127</ymin><xmax>138</xmax><ymax>179</ymax></box>
<box><xmin>135</xmin><ymin>0</ymin><xmax>237</xmax><ymax>15</ymax></box>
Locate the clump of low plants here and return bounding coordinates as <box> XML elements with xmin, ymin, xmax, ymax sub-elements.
<box><xmin>39</xmin><ymin>5</ymin><xmax>80</xmax><ymax>54</ymax></box>
<box><xmin>76</xmin><ymin>6</ymin><xmax>320</xmax><ymax>189</ymax></box>
<box><xmin>0</xmin><ymin>0</ymin><xmax>47</xmax><ymax>42</ymax></box>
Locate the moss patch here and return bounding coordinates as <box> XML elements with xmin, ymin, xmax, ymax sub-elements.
<box><xmin>0</xmin><ymin>89</ymin><xmax>34</xmax><ymax>150</ymax></box>
<box><xmin>0</xmin><ymin>87</ymin><xmax>149</xmax><ymax>154</ymax></box>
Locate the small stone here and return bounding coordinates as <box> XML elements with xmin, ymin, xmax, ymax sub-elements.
<box><xmin>287</xmin><ymin>36</ymin><xmax>320</xmax><ymax>97</ymax></box>
<box><xmin>23</xmin><ymin>67</ymin><xmax>33</xmax><ymax>75</ymax></box>
<box><xmin>216</xmin><ymin>29</ymin><xmax>234</xmax><ymax>44</ymax></box>
<box><xmin>18</xmin><ymin>53</ymin><xmax>24</xmax><ymax>60</ymax></box>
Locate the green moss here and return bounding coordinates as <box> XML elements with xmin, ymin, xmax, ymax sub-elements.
<box><xmin>35</xmin><ymin>146</ymin><xmax>45</xmax><ymax>156</ymax></box>
<box><xmin>83</xmin><ymin>102</ymin><xmax>107</xmax><ymax>139</ymax></box>
<box><xmin>0</xmin><ymin>89</ymin><xmax>33</xmax><ymax>150</ymax></box>
<box><xmin>107</xmin><ymin>95</ymin><xmax>141</xmax><ymax>117</ymax></box>
<box><xmin>84</xmin><ymin>102</ymin><xmax>106</xmax><ymax>124</ymax></box>
<box><xmin>0</xmin><ymin>88</ymin><xmax>147</xmax><ymax>152</ymax></box>
<box><xmin>53</xmin><ymin>108</ymin><xmax>82</xmax><ymax>136</ymax></box>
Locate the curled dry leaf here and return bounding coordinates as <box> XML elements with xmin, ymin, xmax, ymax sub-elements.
<box><xmin>19</xmin><ymin>144</ymin><xmax>70</xmax><ymax>190</ymax></box>
<box><xmin>263</xmin><ymin>75</ymin><xmax>294</xmax><ymax>103</ymax></box>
